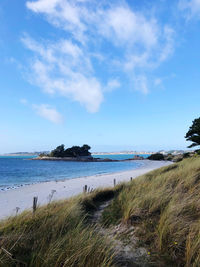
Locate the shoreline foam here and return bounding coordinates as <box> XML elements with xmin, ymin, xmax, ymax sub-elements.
<box><xmin>0</xmin><ymin>160</ymin><xmax>172</xmax><ymax>219</ymax></box>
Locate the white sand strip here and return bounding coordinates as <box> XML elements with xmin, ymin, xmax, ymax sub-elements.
<box><xmin>0</xmin><ymin>160</ymin><xmax>172</xmax><ymax>219</ymax></box>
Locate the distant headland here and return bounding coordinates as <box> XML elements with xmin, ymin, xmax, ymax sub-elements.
<box><xmin>2</xmin><ymin>146</ymin><xmax>195</xmax><ymax>163</ymax></box>
<box><xmin>2</xmin><ymin>149</ymin><xmax>191</xmax><ymax>157</ymax></box>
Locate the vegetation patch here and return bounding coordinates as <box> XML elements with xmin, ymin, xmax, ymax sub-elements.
<box><xmin>101</xmin><ymin>198</ymin><xmax>123</xmax><ymax>227</ymax></box>
<box><xmin>0</xmin><ymin>195</ymin><xmax>114</xmax><ymax>267</ymax></box>
<box><xmin>147</xmin><ymin>153</ymin><xmax>165</xmax><ymax>161</ymax></box>
<box><xmin>101</xmin><ymin>157</ymin><xmax>200</xmax><ymax>266</ymax></box>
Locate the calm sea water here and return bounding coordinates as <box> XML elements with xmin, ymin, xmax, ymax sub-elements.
<box><xmin>0</xmin><ymin>154</ymin><xmax>149</xmax><ymax>190</ymax></box>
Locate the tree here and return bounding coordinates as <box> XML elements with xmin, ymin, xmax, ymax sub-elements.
<box><xmin>80</xmin><ymin>144</ymin><xmax>91</xmax><ymax>156</ymax></box>
<box><xmin>49</xmin><ymin>144</ymin><xmax>91</xmax><ymax>158</ymax></box>
<box><xmin>185</xmin><ymin>117</ymin><xmax>200</xmax><ymax>148</ymax></box>
<box><xmin>50</xmin><ymin>144</ymin><xmax>65</xmax><ymax>157</ymax></box>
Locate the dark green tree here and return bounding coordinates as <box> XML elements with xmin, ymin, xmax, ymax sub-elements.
<box><xmin>50</xmin><ymin>144</ymin><xmax>91</xmax><ymax>158</ymax></box>
<box><xmin>50</xmin><ymin>144</ymin><xmax>65</xmax><ymax>157</ymax></box>
<box><xmin>185</xmin><ymin>117</ymin><xmax>200</xmax><ymax>148</ymax></box>
<box><xmin>80</xmin><ymin>144</ymin><xmax>91</xmax><ymax>156</ymax></box>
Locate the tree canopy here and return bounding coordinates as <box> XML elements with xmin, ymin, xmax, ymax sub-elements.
<box><xmin>148</xmin><ymin>153</ymin><xmax>164</xmax><ymax>161</ymax></box>
<box><xmin>185</xmin><ymin>117</ymin><xmax>200</xmax><ymax>148</ymax></box>
<box><xmin>50</xmin><ymin>144</ymin><xmax>91</xmax><ymax>158</ymax></box>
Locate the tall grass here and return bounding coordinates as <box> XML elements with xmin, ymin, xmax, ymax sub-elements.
<box><xmin>102</xmin><ymin>157</ymin><xmax>200</xmax><ymax>266</ymax></box>
<box><xmin>0</xmin><ymin>193</ymin><xmax>115</xmax><ymax>267</ymax></box>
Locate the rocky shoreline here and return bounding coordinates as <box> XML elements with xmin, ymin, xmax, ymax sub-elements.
<box><xmin>31</xmin><ymin>156</ymin><xmax>145</xmax><ymax>162</ymax></box>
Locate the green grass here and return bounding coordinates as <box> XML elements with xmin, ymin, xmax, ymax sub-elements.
<box><xmin>101</xmin><ymin>157</ymin><xmax>200</xmax><ymax>266</ymax></box>
<box><xmin>0</xmin><ymin>190</ymin><xmax>117</xmax><ymax>267</ymax></box>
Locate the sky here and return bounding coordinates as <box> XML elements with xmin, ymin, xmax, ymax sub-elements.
<box><xmin>0</xmin><ymin>0</ymin><xmax>200</xmax><ymax>153</ymax></box>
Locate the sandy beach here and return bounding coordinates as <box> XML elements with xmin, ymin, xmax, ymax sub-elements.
<box><xmin>0</xmin><ymin>160</ymin><xmax>172</xmax><ymax>219</ymax></box>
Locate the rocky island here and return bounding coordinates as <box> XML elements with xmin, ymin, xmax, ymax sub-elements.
<box><xmin>34</xmin><ymin>144</ymin><xmax>120</xmax><ymax>162</ymax></box>
<box><xmin>33</xmin><ymin>144</ymin><xmax>145</xmax><ymax>162</ymax></box>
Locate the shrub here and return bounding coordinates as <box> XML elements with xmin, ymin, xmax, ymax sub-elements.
<box><xmin>148</xmin><ymin>153</ymin><xmax>165</xmax><ymax>161</ymax></box>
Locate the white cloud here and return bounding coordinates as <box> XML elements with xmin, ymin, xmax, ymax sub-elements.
<box><xmin>26</xmin><ymin>0</ymin><xmax>88</xmax><ymax>42</ymax></box>
<box><xmin>158</xmin><ymin>26</ymin><xmax>174</xmax><ymax>63</ymax></box>
<box><xmin>99</xmin><ymin>6</ymin><xmax>158</xmax><ymax>49</ymax></box>
<box><xmin>22</xmin><ymin>35</ymin><xmax>55</xmax><ymax>63</ymax></box>
<box><xmin>33</xmin><ymin>104</ymin><xmax>63</xmax><ymax>123</ymax></box>
<box><xmin>179</xmin><ymin>0</ymin><xmax>200</xmax><ymax>18</ymax></box>
<box><xmin>26</xmin><ymin>0</ymin><xmax>60</xmax><ymax>13</ymax></box>
<box><xmin>24</xmin><ymin>0</ymin><xmax>175</xmax><ymax>101</ymax></box>
<box><xmin>22</xmin><ymin>35</ymin><xmax>103</xmax><ymax>112</ymax></box>
<box><xmin>105</xmin><ymin>79</ymin><xmax>121</xmax><ymax>92</ymax></box>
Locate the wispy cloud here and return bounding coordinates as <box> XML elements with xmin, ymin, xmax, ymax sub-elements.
<box><xmin>179</xmin><ymin>0</ymin><xmax>200</xmax><ymax>18</ymax></box>
<box><xmin>24</xmin><ymin>0</ymin><xmax>175</xmax><ymax>109</ymax></box>
<box><xmin>20</xmin><ymin>97</ymin><xmax>63</xmax><ymax>123</ymax></box>
<box><xmin>98</xmin><ymin>5</ymin><xmax>158</xmax><ymax>48</ymax></box>
<box><xmin>22</xmin><ymin>35</ymin><xmax>104</xmax><ymax>113</ymax></box>
<box><xmin>105</xmin><ymin>79</ymin><xmax>121</xmax><ymax>92</ymax></box>
<box><xmin>33</xmin><ymin>104</ymin><xmax>63</xmax><ymax>124</ymax></box>
<box><xmin>26</xmin><ymin>0</ymin><xmax>88</xmax><ymax>43</ymax></box>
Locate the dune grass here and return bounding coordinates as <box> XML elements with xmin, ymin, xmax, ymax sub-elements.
<box><xmin>0</xmin><ymin>189</ymin><xmax>117</xmax><ymax>267</ymax></box>
<box><xmin>102</xmin><ymin>157</ymin><xmax>200</xmax><ymax>266</ymax></box>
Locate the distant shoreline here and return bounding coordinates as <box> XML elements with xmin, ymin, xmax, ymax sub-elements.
<box><xmin>1</xmin><ymin>152</ymin><xmax>152</xmax><ymax>157</ymax></box>
<box><xmin>1</xmin><ymin>150</ymin><xmax>192</xmax><ymax>157</ymax></box>
<box><xmin>31</xmin><ymin>155</ymin><xmax>147</xmax><ymax>162</ymax></box>
<box><xmin>92</xmin><ymin>152</ymin><xmax>152</xmax><ymax>155</ymax></box>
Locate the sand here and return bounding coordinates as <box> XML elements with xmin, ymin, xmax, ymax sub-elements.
<box><xmin>0</xmin><ymin>160</ymin><xmax>172</xmax><ymax>219</ymax></box>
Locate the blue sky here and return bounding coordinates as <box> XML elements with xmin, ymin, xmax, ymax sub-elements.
<box><xmin>0</xmin><ymin>0</ymin><xmax>200</xmax><ymax>153</ymax></box>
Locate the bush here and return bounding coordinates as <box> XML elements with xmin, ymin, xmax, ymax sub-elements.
<box><xmin>183</xmin><ymin>152</ymin><xmax>191</xmax><ymax>158</ymax></box>
<box><xmin>148</xmin><ymin>153</ymin><xmax>165</xmax><ymax>161</ymax></box>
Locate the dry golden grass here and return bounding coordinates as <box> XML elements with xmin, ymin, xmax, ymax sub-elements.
<box><xmin>0</xmin><ymin>192</ymin><xmax>115</xmax><ymax>267</ymax></box>
<box><xmin>102</xmin><ymin>157</ymin><xmax>200</xmax><ymax>266</ymax></box>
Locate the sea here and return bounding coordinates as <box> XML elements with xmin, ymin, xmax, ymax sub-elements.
<box><xmin>0</xmin><ymin>154</ymin><xmax>149</xmax><ymax>191</ymax></box>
